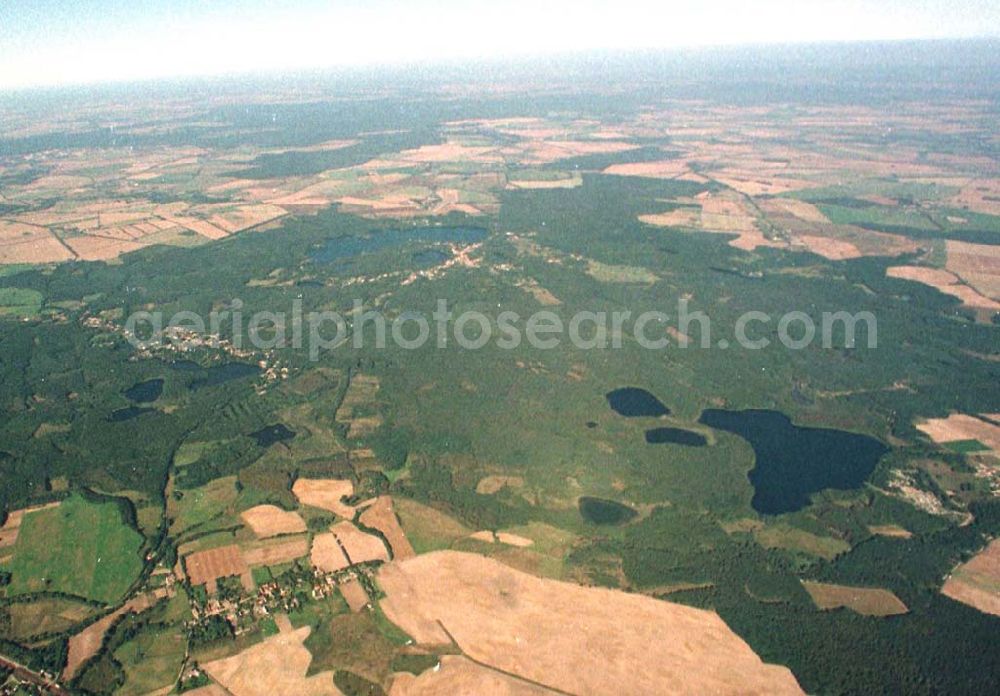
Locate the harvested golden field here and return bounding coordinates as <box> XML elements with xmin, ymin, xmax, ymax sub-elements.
<box><xmin>803</xmin><ymin>581</ymin><xmax>908</xmax><ymax>616</ymax></box>
<box><xmin>942</xmin><ymin>539</ymin><xmax>1000</xmax><ymax>616</ymax></box>
<box><xmin>182</xmin><ymin>685</ymin><xmax>230</xmax><ymax>696</ymax></box>
<box><xmin>946</xmin><ymin>240</ymin><xmax>1000</xmax><ymax>300</ymax></box>
<box><xmin>242</xmin><ymin>535</ymin><xmax>310</xmax><ymax>567</ymax></box>
<box><xmin>475</xmin><ymin>476</ymin><xmax>525</xmax><ymax>495</ymax></box>
<box><xmin>378</xmin><ymin>551</ymin><xmax>803</xmax><ymax>695</ymax></box>
<box><xmin>507</xmin><ymin>173</ymin><xmax>582</xmax><ymax>190</ymax></box>
<box><xmin>916</xmin><ymin>413</ymin><xmax>1000</xmax><ymax>455</ymax></box>
<box><xmin>762</xmin><ymin>198</ymin><xmax>831</xmax><ymax>224</ymax></box>
<box><xmin>63</xmin><ymin>591</ymin><xmax>161</xmax><ymax>680</ymax></box>
<box><xmin>585</xmin><ymin>259</ymin><xmax>658</xmax><ymax>284</ymax></box>
<box><xmin>359</xmin><ymin>496</ymin><xmax>416</xmax><ymax>560</ymax></box>
<box><xmin>338</xmin><ymin>194</ymin><xmax>423</xmax><ymax>218</ymax></box>
<box><xmin>65</xmin><ymin>611</ymin><xmax>123</xmax><ymax>680</ymax></box>
<box><xmin>203</xmin><ymin>626</ymin><xmax>342</xmax><ymax>696</ymax></box>
<box><xmin>338</xmin><ymin>374</ymin><xmax>380</xmax><ymax>414</ymax></box>
<box><xmin>398</xmin><ymin>143</ymin><xmax>500</xmax><ymax>164</ymax></box>
<box><xmin>951</xmin><ymin>178</ymin><xmax>1000</xmax><ymax>216</ymax></box>
<box><xmin>390</xmin><ymin>655</ymin><xmax>550</xmax><ymax>695</ymax></box>
<box><xmin>0</xmin><ymin>230</ymin><xmax>76</xmax><ymax>264</ymax></box>
<box><xmin>521</xmin><ymin>139</ymin><xmax>638</xmax><ymax>165</ymax></box>
<box><xmin>603</xmin><ymin>160</ymin><xmax>689</xmax><ymax>178</ymax></box>
<box><xmin>794</xmin><ymin>235</ymin><xmax>862</xmax><ymax>261</ymax></box>
<box><xmin>332</xmin><ymin>521</ymin><xmax>390</xmax><ymax>565</ymax></box>
<box><xmin>495</xmin><ymin>532</ymin><xmax>534</xmax><ymax>548</ymax></box>
<box><xmin>712</xmin><ymin>173</ymin><xmax>816</xmax><ymax>196</ymax></box>
<box><xmin>346</xmin><ymin>414</ymin><xmax>383</xmax><ymax>439</ymax></box>
<box><xmin>470</xmin><ymin>531</ymin><xmax>536</xmax><ymax>549</ymax></box>
<box><xmin>468</xmin><ymin>530</ymin><xmax>498</xmax><ymax>544</ymax></box>
<box><xmin>393</xmin><ymin>498</ymin><xmax>471</xmax><ymax>554</ymax></box>
<box><xmin>868</xmin><ymin>525</ymin><xmax>913</xmax><ymax>539</ymax></box>
<box><xmin>310</xmin><ymin>532</ymin><xmax>351</xmax><ymax>572</ymax></box>
<box><xmin>889</xmin><ymin>265</ymin><xmax>965</xmax><ymax>287</ymax></box>
<box><xmin>339</xmin><ymin>577</ymin><xmax>370</xmax><ymax>613</ymax></box>
<box><xmin>184</xmin><ymin>544</ymin><xmax>252</xmax><ymax>593</ymax></box>
<box><xmin>0</xmin><ymin>502</ymin><xmax>60</xmax><ymax>549</ymax></box>
<box><xmin>515</xmin><ymin>278</ymin><xmax>562</xmax><ymax>306</ymax></box>
<box><xmin>62</xmin><ymin>235</ymin><xmax>145</xmax><ymax>261</ymax></box>
<box><xmin>639</xmin><ymin>208</ymin><xmax>701</xmax><ymax>228</ymax></box>
<box><xmin>696</xmin><ymin>193</ymin><xmax>784</xmax><ymax>252</ymax></box>
<box><xmin>207</xmin><ymin>203</ymin><xmax>288</xmax><ymax>233</ymax></box>
<box><xmin>240</xmin><ymin>505</ymin><xmax>307</xmax><ymax>538</ymax></box>
<box><xmin>292</xmin><ymin>478</ymin><xmax>356</xmax><ymax>518</ymax></box>
<box><xmin>159</xmin><ymin>214</ymin><xmax>230</xmax><ymax>240</ymax></box>
<box><xmin>754</xmin><ymin>524</ymin><xmax>850</xmax><ymax>560</ymax></box>
<box><xmin>5</xmin><ymin>597</ymin><xmax>96</xmax><ymax>641</ymax></box>
<box><xmin>888</xmin><ymin>266</ymin><xmax>1000</xmax><ymax>311</ymax></box>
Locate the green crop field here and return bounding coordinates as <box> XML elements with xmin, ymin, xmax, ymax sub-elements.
<box><xmin>0</xmin><ymin>287</ymin><xmax>43</xmax><ymax>317</ymax></box>
<box><xmin>2</xmin><ymin>494</ymin><xmax>144</xmax><ymax>604</ymax></box>
<box><xmin>943</xmin><ymin>439</ymin><xmax>990</xmax><ymax>454</ymax></box>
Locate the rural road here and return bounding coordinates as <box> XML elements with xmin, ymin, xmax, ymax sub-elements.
<box><xmin>0</xmin><ymin>653</ymin><xmax>71</xmax><ymax>695</ymax></box>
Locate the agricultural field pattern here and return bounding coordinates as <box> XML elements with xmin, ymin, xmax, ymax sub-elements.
<box><xmin>1</xmin><ymin>43</ymin><xmax>999</xmax><ymax>695</ymax></box>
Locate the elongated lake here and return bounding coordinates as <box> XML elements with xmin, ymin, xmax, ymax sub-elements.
<box><xmin>310</xmin><ymin>226</ymin><xmax>487</xmax><ymax>265</ymax></box>
<box><xmin>645</xmin><ymin>427</ymin><xmax>707</xmax><ymax>447</ymax></box>
<box><xmin>168</xmin><ymin>361</ymin><xmax>261</xmax><ymax>391</ymax></box>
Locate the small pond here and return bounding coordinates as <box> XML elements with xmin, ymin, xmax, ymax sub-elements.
<box><xmin>606</xmin><ymin>388</ymin><xmax>670</xmax><ymax>417</ymax></box>
<box><xmin>578</xmin><ymin>496</ymin><xmax>638</xmax><ymax>525</ymax></box>
<box><xmin>250</xmin><ymin>423</ymin><xmax>296</xmax><ymax>447</ymax></box>
<box><xmin>124</xmin><ymin>378</ymin><xmax>164</xmax><ymax>403</ymax></box>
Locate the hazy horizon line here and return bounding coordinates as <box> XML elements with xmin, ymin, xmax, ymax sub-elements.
<box><xmin>3</xmin><ymin>35</ymin><xmax>999</xmax><ymax>94</ymax></box>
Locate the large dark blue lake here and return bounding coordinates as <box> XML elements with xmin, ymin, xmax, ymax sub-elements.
<box><xmin>699</xmin><ymin>409</ymin><xmax>888</xmax><ymax>515</ymax></box>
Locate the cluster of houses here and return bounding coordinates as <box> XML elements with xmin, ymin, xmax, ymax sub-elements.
<box><xmin>187</xmin><ymin>564</ymin><xmax>372</xmax><ymax>638</ymax></box>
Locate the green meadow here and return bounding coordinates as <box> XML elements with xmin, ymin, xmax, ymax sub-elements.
<box><xmin>3</xmin><ymin>494</ymin><xmax>144</xmax><ymax>604</ymax></box>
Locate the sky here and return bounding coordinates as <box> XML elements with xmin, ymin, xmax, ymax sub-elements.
<box><xmin>1</xmin><ymin>0</ymin><xmax>999</xmax><ymax>88</ymax></box>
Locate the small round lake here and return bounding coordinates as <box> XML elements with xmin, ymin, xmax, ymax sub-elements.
<box><xmin>578</xmin><ymin>496</ymin><xmax>638</xmax><ymax>525</ymax></box>
<box><xmin>698</xmin><ymin>409</ymin><xmax>889</xmax><ymax>515</ymax></box>
<box><xmin>124</xmin><ymin>378</ymin><xmax>164</xmax><ymax>404</ymax></box>
<box><xmin>645</xmin><ymin>427</ymin><xmax>707</xmax><ymax>447</ymax></box>
<box><xmin>250</xmin><ymin>424</ymin><xmax>296</xmax><ymax>447</ymax></box>
<box><xmin>606</xmin><ymin>388</ymin><xmax>670</xmax><ymax>417</ymax></box>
